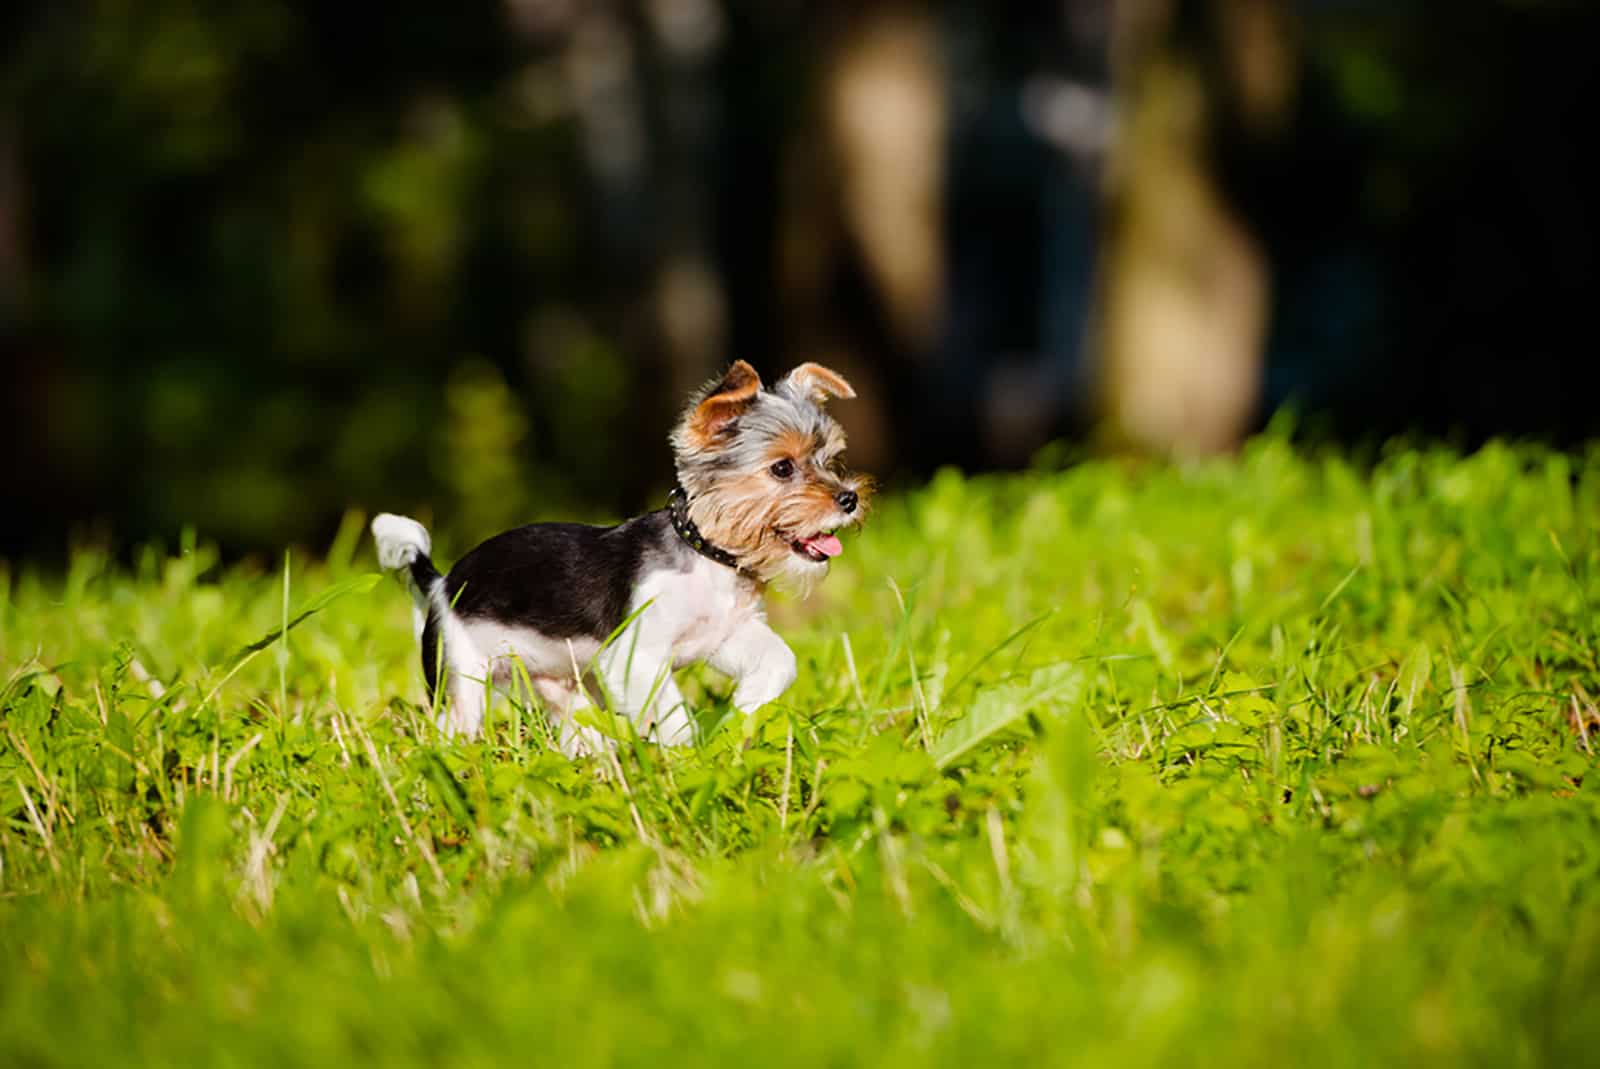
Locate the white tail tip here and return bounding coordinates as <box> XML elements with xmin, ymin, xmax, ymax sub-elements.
<box><xmin>371</xmin><ymin>513</ymin><xmax>431</xmax><ymax>571</ymax></box>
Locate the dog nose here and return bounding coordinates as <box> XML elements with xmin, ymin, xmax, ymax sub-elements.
<box><xmin>835</xmin><ymin>489</ymin><xmax>858</xmax><ymax>513</ymax></box>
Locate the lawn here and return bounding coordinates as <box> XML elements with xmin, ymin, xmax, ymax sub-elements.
<box><xmin>3</xmin><ymin>437</ymin><xmax>1599</xmax><ymax>1067</ymax></box>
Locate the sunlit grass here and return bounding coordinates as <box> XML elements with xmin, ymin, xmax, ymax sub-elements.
<box><xmin>3</xmin><ymin>436</ymin><xmax>1599</xmax><ymax>1065</ymax></box>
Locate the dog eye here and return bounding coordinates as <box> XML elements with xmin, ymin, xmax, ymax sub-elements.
<box><xmin>769</xmin><ymin>459</ymin><xmax>795</xmax><ymax>480</ymax></box>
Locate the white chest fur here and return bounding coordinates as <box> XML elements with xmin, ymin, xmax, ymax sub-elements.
<box><xmin>628</xmin><ymin>554</ymin><xmax>767</xmax><ymax>666</ymax></box>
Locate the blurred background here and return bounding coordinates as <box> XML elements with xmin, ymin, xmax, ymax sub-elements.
<box><xmin>2</xmin><ymin>0</ymin><xmax>1597</xmax><ymax>560</ymax></box>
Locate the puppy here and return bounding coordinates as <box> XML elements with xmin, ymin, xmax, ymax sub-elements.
<box><xmin>372</xmin><ymin>361</ymin><xmax>869</xmax><ymax>753</ymax></box>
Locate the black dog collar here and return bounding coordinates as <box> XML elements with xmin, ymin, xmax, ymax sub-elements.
<box><xmin>668</xmin><ymin>485</ymin><xmax>751</xmax><ymax>576</ymax></box>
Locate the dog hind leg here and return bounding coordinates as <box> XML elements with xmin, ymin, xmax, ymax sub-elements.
<box><xmin>528</xmin><ymin>676</ymin><xmax>614</xmax><ymax>757</ymax></box>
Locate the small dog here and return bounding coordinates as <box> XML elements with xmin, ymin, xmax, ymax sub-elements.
<box><xmin>372</xmin><ymin>360</ymin><xmax>869</xmax><ymax>752</ymax></box>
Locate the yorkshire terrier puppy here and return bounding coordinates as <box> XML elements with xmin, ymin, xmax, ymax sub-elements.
<box><xmin>372</xmin><ymin>361</ymin><xmax>869</xmax><ymax>752</ymax></box>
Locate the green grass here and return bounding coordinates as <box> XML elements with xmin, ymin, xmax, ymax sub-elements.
<box><xmin>4</xmin><ymin>436</ymin><xmax>1600</xmax><ymax>1067</ymax></box>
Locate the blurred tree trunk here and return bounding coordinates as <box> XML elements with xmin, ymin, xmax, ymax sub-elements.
<box><xmin>778</xmin><ymin>1</ymin><xmax>945</xmax><ymax>473</ymax></box>
<box><xmin>0</xmin><ymin>115</ymin><xmax>56</xmax><ymax>551</ymax></box>
<box><xmin>1096</xmin><ymin>0</ymin><xmax>1296</xmax><ymax>454</ymax></box>
<box><xmin>639</xmin><ymin>0</ymin><xmax>730</xmax><ymax>409</ymax></box>
<box><xmin>525</xmin><ymin>0</ymin><xmax>730</xmax><ymax>504</ymax></box>
<box><xmin>824</xmin><ymin>6</ymin><xmax>945</xmax><ymax>361</ymax></box>
<box><xmin>0</xmin><ymin>120</ymin><xmax>22</xmax><ymax>321</ymax></box>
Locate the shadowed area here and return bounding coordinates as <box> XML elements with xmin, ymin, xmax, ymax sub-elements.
<box><xmin>1</xmin><ymin>1</ymin><xmax>1597</xmax><ymax>559</ymax></box>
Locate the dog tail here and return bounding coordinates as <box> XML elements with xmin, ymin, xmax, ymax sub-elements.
<box><xmin>372</xmin><ymin>513</ymin><xmax>449</xmax><ymax>700</ymax></box>
<box><xmin>372</xmin><ymin>513</ymin><xmax>442</xmax><ymax>611</ymax></box>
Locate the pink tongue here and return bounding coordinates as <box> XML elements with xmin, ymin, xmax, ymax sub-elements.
<box><xmin>804</xmin><ymin>533</ymin><xmax>844</xmax><ymax>558</ymax></box>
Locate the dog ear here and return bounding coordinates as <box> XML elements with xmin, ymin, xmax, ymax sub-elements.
<box><xmin>685</xmin><ymin>360</ymin><xmax>762</xmax><ymax>444</ymax></box>
<box><xmin>779</xmin><ymin>362</ymin><xmax>856</xmax><ymax>405</ymax></box>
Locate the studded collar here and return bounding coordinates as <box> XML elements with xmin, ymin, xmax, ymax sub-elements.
<box><xmin>667</xmin><ymin>484</ymin><xmax>753</xmax><ymax>577</ymax></box>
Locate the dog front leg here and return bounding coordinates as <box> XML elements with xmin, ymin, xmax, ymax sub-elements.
<box><xmin>710</xmin><ymin>621</ymin><xmax>798</xmax><ymax>714</ymax></box>
<box><xmin>594</xmin><ymin>638</ymin><xmax>695</xmax><ymax>747</ymax></box>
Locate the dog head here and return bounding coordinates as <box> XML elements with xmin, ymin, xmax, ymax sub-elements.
<box><xmin>671</xmin><ymin>361</ymin><xmax>872</xmax><ymax>586</ymax></box>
